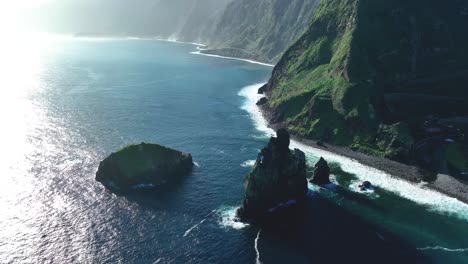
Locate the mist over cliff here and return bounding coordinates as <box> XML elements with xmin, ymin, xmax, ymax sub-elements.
<box><xmin>22</xmin><ymin>0</ymin><xmax>319</xmax><ymax>62</ymax></box>
<box><xmin>26</xmin><ymin>0</ymin><xmax>231</xmax><ymax>37</ymax></box>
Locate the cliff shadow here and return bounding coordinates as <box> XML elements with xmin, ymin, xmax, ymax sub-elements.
<box><xmin>253</xmin><ymin>195</ymin><xmax>431</xmax><ymax>264</ymax></box>
<box><xmin>103</xmin><ymin>169</ymin><xmax>197</xmax><ymax>209</ymax></box>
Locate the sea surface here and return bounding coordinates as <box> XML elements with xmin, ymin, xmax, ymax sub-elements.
<box><xmin>1</xmin><ymin>37</ymin><xmax>467</xmax><ymax>263</ymax></box>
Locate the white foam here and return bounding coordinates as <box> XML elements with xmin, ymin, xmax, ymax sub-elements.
<box><xmin>191</xmin><ymin>51</ymin><xmax>275</xmax><ymax>67</ymax></box>
<box><xmin>417</xmin><ymin>246</ymin><xmax>468</xmax><ymax>252</ymax></box>
<box><xmin>255</xmin><ymin>229</ymin><xmax>262</xmax><ymax>264</ymax></box>
<box><xmin>239</xmin><ymin>83</ymin><xmax>468</xmax><ymax>221</ymax></box>
<box><xmin>348</xmin><ymin>181</ymin><xmax>380</xmax><ymax>199</ymax></box>
<box><xmin>349</xmin><ymin>181</ymin><xmax>376</xmax><ymax>194</ymax></box>
<box><xmin>156</xmin><ymin>38</ymin><xmax>207</xmax><ymax>47</ymax></box>
<box><xmin>183</xmin><ymin>219</ymin><xmax>207</xmax><ymax>237</ymax></box>
<box><xmin>193</xmin><ymin>161</ymin><xmax>200</xmax><ymax>168</ymax></box>
<box><xmin>241</xmin><ymin>160</ymin><xmax>256</xmax><ymax>168</ymax></box>
<box><xmin>217</xmin><ymin>206</ymin><xmax>249</xmax><ymax>230</ymax></box>
<box><xmin>238</xmin><ymin>84</ymin><xmax>275</xmax><ymax>137</ymax></box>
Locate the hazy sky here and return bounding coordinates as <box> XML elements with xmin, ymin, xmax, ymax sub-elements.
<box><xmin>3</xmin><ymin>0</ymin><xmax>231</xmax><ymax>36</ymax></box>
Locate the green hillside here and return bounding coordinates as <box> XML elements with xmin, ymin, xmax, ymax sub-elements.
<box><xmin>261</xmin><ymin>0</ymin><xmax>468</xmax><ymax>163</ymax></box>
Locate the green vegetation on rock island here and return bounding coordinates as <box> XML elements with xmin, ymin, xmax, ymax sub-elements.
<box><xmin>96</xmin><ymin>143</ymin><xmax>193</xmax><ymax>193</ymax></box>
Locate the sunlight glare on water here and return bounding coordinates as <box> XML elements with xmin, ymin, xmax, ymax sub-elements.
<box><xmin>0</xmin><ymin>33</ymin><xmax>55</xmax><ymax>262</ymax></box>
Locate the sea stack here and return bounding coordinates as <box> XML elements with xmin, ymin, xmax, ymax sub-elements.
<box><xmin>237</xmin><ymin>129</ymin><xmax>308</xmax><ymax>221</ymax></box>
<box><xmin>96</xmin><ymin>142</ymin><xmax>193</xmax><ymax>193</ymax></box>
<box><xmin>310</xmin><ymin>157</ymin><xmax>331</xmax><ymax>185</ymax></box>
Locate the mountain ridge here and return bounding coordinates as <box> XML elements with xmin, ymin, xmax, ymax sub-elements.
<box><xmin>260</xmin><ymin>0</ymin><xmax>468</xmax><ymax>174</ymax></box>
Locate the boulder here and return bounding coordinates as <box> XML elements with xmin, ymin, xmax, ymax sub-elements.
<box><xmin>310</xmin><ymin>157</ymin><xmax>331</xmax><ymax>185</ymax></box>
<box><xmin>358</xmin><ymin>181</ymin><xmax>373</xmax><ymax>191</ymax></box>
<box><xmin>96</xmin><ymin>142</ymin><xmax>193</xmax><ymax>193</ymax></box>
<box><xmin>237</xmin><ymin>129</ymin><xmax>308</xmax><ymax>221</ymax></box>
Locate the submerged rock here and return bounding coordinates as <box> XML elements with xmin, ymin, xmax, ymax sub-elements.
<box><xmin>358</xmin><ymin>181</ymin><xmax>373</xmax><ymax>191</ymax></box>
<box><xmin>237</xmin><ymin>129</ymin><xmax>308</xmax><ymax>221</ymax></box>
<box><xmin>310</xmin><ymin>157</ymin><xmax>331</xmax><ymax>185</ymax></box>
<box><xmin>96</xmin><ymin>142</ymin><xmax>193</xmax><ymax>193</ymax></box>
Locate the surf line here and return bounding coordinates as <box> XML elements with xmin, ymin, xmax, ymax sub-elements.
<box><xmin>238</xmin><ymin>83</ymin><xmax>468</xmax><ymax>221</ymax></box>
<box><xmin>183</xmin><ymin>210</ymin><xmax>216</xmax><ymax>237</ymax></box>
<box><xmin>417</xmin><ymin>246</ymin><xmax>468</xmax><ymax>252</ymax></box>
<box><xmin>255</xmin><ymin>229</ymin><xmax>262</xmax><ymax>264</ymax></box>
<box><xmin>190</xmin><ymin>51</ymin><xmax>275</xmax><ymax>67</ymax></box>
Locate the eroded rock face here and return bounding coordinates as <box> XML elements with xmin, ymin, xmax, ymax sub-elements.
<box><xmin>310</xmin><ymin>157</ymin><xmax>331</xmax><ymax>185</ymax></box>
<box><xmin>96</xmin><ymin>142</ymin><xmax>193</xmax><ymax>193</ymax></box>
<box><xmin>237</xmin><ymin>129</ymin><xmax>308</xmax><ymax>221</ymax></box>
<box><xmin>256</xmin><ymin>97</ymin><xmax>268</xmax><ymax>106</ymax></box>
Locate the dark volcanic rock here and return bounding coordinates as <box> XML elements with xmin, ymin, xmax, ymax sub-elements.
<box><xmin>310</xmin><ymin>157</ymin><xmax>331</xmax><ymax>185</ymax></box>
<box><xmin>237</xmin><ymin>129</ymin><xmax>308</xmax><ymax>221</ymax></box>
<box><xmin>258</xmin><ymin>85</ymin><xmax>267</xmax><ymax>94</ymax></box>
<box><xmin>256</xmin><ymin>97</ymin><xmax>268</xmax><ymax>106</ymax></box>
<box><xmin>358</xmin><ymin>181</ymin><xmax>373</xmax><ymax>191</ymax></box>
<box><xmin>96</xmin><ymin>142</ymin><xmax>193</xmax><ymax>193</ymax></box>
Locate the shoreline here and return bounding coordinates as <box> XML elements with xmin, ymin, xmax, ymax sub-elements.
<box><xmin>238</xmin><ymin>83</ymin><xmax>468</xmax><ymax>216</ymax></box>
<box><xmin>190</xmin><ymin>50</ymin><xmax>275</xmax><ymax>67</ymax></box>
<box><xmin>258</xmin><ymin>95</ymin><xmax>468</xmax><ymax>205</ymax></box>
<box><xmin>155</xmin><ymin>38</ymin><xmax>208</xmax><ymax>47</ymax></box>
<box><xmin>165</xmin><ymin>34</ymin><xmax>468</xmax><ymax>218</ymax></box>
<box><xmin>155</xmin><ymin>37</ymin><xmax>275</xmax><ymax>67</ymax></box>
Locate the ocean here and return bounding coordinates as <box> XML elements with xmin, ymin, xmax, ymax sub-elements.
<box><xmin>0</xmin><ymin>37</ymin><xmax>467</xmax><ymax>263</ymax></box>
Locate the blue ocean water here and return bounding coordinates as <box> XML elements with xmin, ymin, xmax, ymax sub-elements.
<box><xmin>0</xmin><ymin>38</ymin><xmax>467</xmax><ymax>263</ymax></box>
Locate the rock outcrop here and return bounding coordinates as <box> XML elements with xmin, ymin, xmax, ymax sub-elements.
<box><xmin>237</xmin><ymin>129</ymin><xmax>308</xmax><ymax>221</ymax></box>
<box><xmin>256</xmin><ymin>97</ymin><xmax>268</xmax><ymax>106</ymax></box>
<box><xmin>358</xmin><ymin>181</ymin><xmax>373</xmax><ymax>191</ymax></box>
<box><xmin>96</xmin><ymin>142</ymin><xmax>193</xmax><ymax>193</ymax></box>
<box><xmin>310</xmin><ymin>157</ymin><xmax>331</xmax><ymax>185</ymax></box>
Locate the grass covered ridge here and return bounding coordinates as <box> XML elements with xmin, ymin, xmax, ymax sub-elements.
<box><xmin>263</xmin><ymin>0</ymin><xmax>468</xmax><ymax>162</ymax></box>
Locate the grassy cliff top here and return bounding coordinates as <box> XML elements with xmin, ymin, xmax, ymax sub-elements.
<box><xmin>263</xmin><ymin>0</ymin><xmax>468</xmax><ymax>162</ymax></box>
<box><xmin>106</xmin><ymin>143</ymin><xmax>191</xmax><ymax>181</ymax></box>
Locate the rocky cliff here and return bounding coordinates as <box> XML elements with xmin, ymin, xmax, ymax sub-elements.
<box><xmin>96</xmin><ymin>143</ymin><xmax>193</xmax><ymax>193</ymax></box>
<box><xmin>203</xmin><ymin>0</ymin><xmax>319</xmax><ymax>63</ymax></box>
<box><xmin>310</xmin><ymin>157</ymin><xmax>331</xmax><ymax>185</ymax></box>
<box><xmin>237</xmin><ymin>129</ymin><xmax>308</xmax><ymax>221</ymax></box>
<box><xmin>260</xmin><ymin>0</ymin><xmax>468</xmax><ymax>168</ymax></box>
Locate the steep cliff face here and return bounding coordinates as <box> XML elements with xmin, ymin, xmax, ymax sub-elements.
<box><xmin>204</xmin><ymin>0</ymin><xmax>319</xmax><ymax>63</ymax></box>
<box><xmin>237</xmin><ymin>129</ymin><xmax>308</xmax><ymax>221</ymax></box>
<box><xmin>175</xmin><ymin>0</ymin><xmax>232</xmax><ymax>43</ymax></box>
<box><xmin>261</xmin><ymin>0</ymin><xmax>468</xmax><ymax>163</ymax></box>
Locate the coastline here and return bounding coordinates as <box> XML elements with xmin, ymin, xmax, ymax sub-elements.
<box><xmin>190</xmin><ymin>50</ymin><xmax>275</xmax><ymax>67</ymax></box>
<box><xmin>155</xmin><ymin>38</ymin><xmax>208</xmax><ymax>47</ymax></box>
<box><xmin>154</xmin><ymin>37</ymin><xmax>275</xmax><ymax>67</ymax></box>
<box><xmin>258</xmin><ymin>94</ymin><xmax>468</xmax><ymax>204</ymax></box>
<box><xmin>291</xmin><ymin>131</ymin><xmax>468</xmax><ymax>204</ymax></box>
<box><xmin>238</xmin><ymin>83</ymin><xmax>468</xmax><ymax>218</ymax></box>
